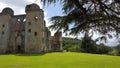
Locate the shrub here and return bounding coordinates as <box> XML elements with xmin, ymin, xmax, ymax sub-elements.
<box><xmin>108</xmin><ymin>49</ymin><xmax>118</xmax><ymax>56</ymax></box>
<box><xmin>96</xmin><ymin>44</ymin><xmax>113</xmax><ymax>54</ymax></box>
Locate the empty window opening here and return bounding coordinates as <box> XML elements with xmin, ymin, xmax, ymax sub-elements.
<box><xmin>2</xmin><ymin>31</ymin><xmax>4</xmax><ymax>35</ymax></box>
<box><xmin>17</xmin><ymin>45</ymin><xmax>21</xmax><ymax>53</ymax></box>
<box><xmin>44</xmin><ymin>21</ymin><xmax>46</xmax><ymax>26</ymax></box>
<box><xmin>34</xmin><ymin>32</ymin><xmax>37</xmax><ymax>36</ymax></box>
<box><xmin>35</xmin><ymin>16</ymin><xmax>38</xmax><ymax>20</ymax></box>
<box><xmin>28</xmin><ymin>29</ymin><xmax>31</xmax><ymax>33</ymax></box>
<box><xmin>17</xmin><ymin>19</ymin><xmax>20</xmax><ymax>22</ymax></box>
<box><xmin>2</xmin><ymin>24</ymin><xmax>5</xmax><ymax>28</ymax></box>
<box><xmin>23</xmin><ymin>18</ymin><xmax>26</xmax><ymax>22</ymax></box>
<box><xmin>28</xmin><ymin>22</ymin><xmax>31</xmax><ymax>25</ymax></box>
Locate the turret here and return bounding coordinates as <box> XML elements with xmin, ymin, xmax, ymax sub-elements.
<box><xmin>0</xmin><ymin>7</ymin><xmax>13</xmax><ymax>53</ymax></box>
<box><xmin>24</xmin><ymin>4</ymin><xmax>45</xmax><ymax>53</ymax></box>
<box><xmin>1</xmin><ymin>7</ymin><xmax>14</xmax><ymax>16</ymax></box>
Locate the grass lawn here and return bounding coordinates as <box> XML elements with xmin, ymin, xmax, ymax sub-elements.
<box><xmin>0</xmin><ymin>52</ymin><xmax>120</xmax><ymax>68</ymax></box>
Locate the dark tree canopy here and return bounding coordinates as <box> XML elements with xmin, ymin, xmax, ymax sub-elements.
<box><xmin>41</xmin><ymin>0</ymin><xmax>120</xmax><ymax>39</ymax></box>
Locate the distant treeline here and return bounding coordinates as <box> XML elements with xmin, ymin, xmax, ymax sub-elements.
<box><xmin>62</xmin><ymin>37</ymin><xmax>120</xmax><ymax>56</ymax></box>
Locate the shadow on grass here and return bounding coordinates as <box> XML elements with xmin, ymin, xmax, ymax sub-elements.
<box><xmin>0</xmin><ymin>52</ymin><xmax>64</xmax><ymax>56</ymax></box>
<box><xmin>0</xmin><ymin>53</ymin><xmax>46</xmax><ymax>56</ymax></box>
<box><xmin>15</xmin><ymin>53</ymin><xmax>46</xmax><ymax>56</ymax></box>
<box><xmin>15</xmin><ymin>51</ymin><xmax>56</xmax><ymax>56</ymax></box>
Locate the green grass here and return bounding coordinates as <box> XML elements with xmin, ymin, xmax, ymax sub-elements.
<box><xmin>0</xmin><ymin>52</ymin><xmax>120</xmax><ymax>68</ymax></box>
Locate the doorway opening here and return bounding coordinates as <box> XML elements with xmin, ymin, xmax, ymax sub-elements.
<box><xmin>17</xmin><ymin>45</ymin><xmax>22</xmax><ymax>53</ymax></box>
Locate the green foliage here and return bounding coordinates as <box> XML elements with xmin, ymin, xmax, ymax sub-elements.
<box><xmin>0</xmin><ymin>52</ymin><xmax>120</xmax><ymax>68</ymax></box>
<box><xmin>62</xmin><ymin>37</ymin><xmax>113</xmax><ymax>55</ymax></box>
<box><xmin>41</xmin><ymin>0</ymin><xmax>120</xmax><ymax>55</ymax></box>
<box><xmin>114</xmin><ymin>44</ymin><xmax>120</xmax><ymax>56</ymax></box>
<box><xmin>41</xmin><ymin>0</ymin><xmax>120</xmax><ymax>37</ymax></box>
<box><xmin>80</xmin><ymin>33</ymin><xmax>98</xmax><ymax>53</ymax></box>
<box><xmin>96</xmin><ymin>44</ymin><xmax>113</xmax><ymax>54</ymax></box>
<box><xmin>67</xmin><ymin>45</ymin><xmax>80</xmax><ymax>52</ymax></box>
<box><xmin>108</xmin><ymin>49</ymin><xmax>118</xmax><ymax>56</ymax></box>
<box><xmin>62</xmin><ymin>37</ymin><xmax>81</xmax><ymax>52</ymax></box>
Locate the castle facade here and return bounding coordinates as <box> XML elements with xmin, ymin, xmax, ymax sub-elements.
<box><xmin>0</xmin><ymin>4</ymin><xmax>63</xmax><ymax>53</ymax></box>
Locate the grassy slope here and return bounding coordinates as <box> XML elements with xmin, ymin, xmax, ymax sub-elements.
<box><xmin>0</xmin><ymin>52</ymin><xmax>120</xmax><ymax>68</ymax></box>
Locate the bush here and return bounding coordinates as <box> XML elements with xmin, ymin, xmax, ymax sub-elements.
<box><xmin>67</xmin><ymin>45</ymin><xmax>80</xmax><ymax>52</ymax></box>
<box><xmin>96</xmin><ymin>44</ymin><xmax>113</xmax><ymax>54</ymax></box>
<box><xmin>114</xmin><ymin>45</ymin><xmax>120</xmax><ymax>56</ymax></box>
<box><xmin>108</xmin><ymin>49</ymin><xmax>118</xmax><ymax>56</ymax></box>
<box><xmin>62</xmin><ymin>37</ymin><xmax>81</xmax><ymax>52</ymax></box>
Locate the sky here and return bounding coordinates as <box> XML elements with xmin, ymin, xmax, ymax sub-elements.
<box><xmin>0</xmin><ymin>0</ymin><xmax>119</xmax><ymax>46</ymax></box>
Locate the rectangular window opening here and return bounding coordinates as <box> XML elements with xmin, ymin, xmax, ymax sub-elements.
<box><xmin>28</xmin><ymin>22</ymin><xmax>31</xmax><ymax>25</ymax></box>
<box><xmin>34</xmin><ymin>32</ymin><xmax>37</xmax><ymax>36</ymax></box>
<box><xmin>2</xmin><ymin>24</ymin><xmax>5</xmax><ymax>28</ymax></box>
<box><xmin>28</xmin><ymin>29</ymin><xmax>31</xmax><ymax>33</ymax></box>
<box><xmin>2</xmin><ymin>31</ymin><xmax>4</xmax><ymax>35</ymax></box>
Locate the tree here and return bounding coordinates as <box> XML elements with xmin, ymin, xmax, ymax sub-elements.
<box><xmin>80</xmin><ymin>32</ymin><xmax>97</xmax><ymax>53</ymax></box>
<box><xmin>41</xmin><ymin>0</ymin><xmax>120</xmax><ymax>38</ymax></box>
<box><xmin>115</xmin><ymin>44</ymin><xmax>120</xmax><ymax>56</ymax></box>
<box><xmin>97</xmin><ymin>43</ymin><xmax>113</xmax><ymax>54</ymax></box>
<box><xmin>62</xmin><ymin>37</ymin><xmax>81</xmax><ymax>52</ymax></box>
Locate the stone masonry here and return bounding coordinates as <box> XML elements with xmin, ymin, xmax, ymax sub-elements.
<box><xmin>0</xmin><ymin>4</ymin><xmax>63</xmax><ymax>53</ymax></box>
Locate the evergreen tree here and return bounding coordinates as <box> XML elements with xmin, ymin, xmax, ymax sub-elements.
<box><xmin>41</xmin><ymin>0</ymin><xmax>120</xmax><ymax>37</ymax></box>
<box><xmin>81</xmin><ymin>32</ymin><xmax>97</xmax><ymax>53</ymax></box>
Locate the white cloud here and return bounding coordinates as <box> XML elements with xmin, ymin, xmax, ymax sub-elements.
<box><xmin>0</xmin><ymin>2</ymin><xmax>7</xmax><ymax>12</ymax></box>
<box><xmin>0</xmin><ymin>0</ymin><xmax>42</xmax><ymax>14</ymax></box>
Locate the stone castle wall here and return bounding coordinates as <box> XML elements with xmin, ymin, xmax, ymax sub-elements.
<box><xmin>0</xmin><ymin>4</ymin><xmax>63</xmax><ymax>53</ymax></box>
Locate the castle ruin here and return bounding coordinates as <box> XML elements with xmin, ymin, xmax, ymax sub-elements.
<box><xmin>0</xmin><ymin>4</ymin><xmax>63</xmax><ymax>53</ymax></box>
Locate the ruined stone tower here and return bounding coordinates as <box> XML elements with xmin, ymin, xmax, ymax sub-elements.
<box><xmin>25</xmin><ymin>4</ymin><xmax>45</xmax><ymax>53</ymax></box>
<box><xmin>0</xmin><ymin>4</ymin><xmax>63</xmax><ymax>53</ymax></box>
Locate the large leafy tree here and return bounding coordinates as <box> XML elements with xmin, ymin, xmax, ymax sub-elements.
<box><xmin>41</xmin><ymin>0</ymin><xmax>120</xmax><ymax>39</ymax></box>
